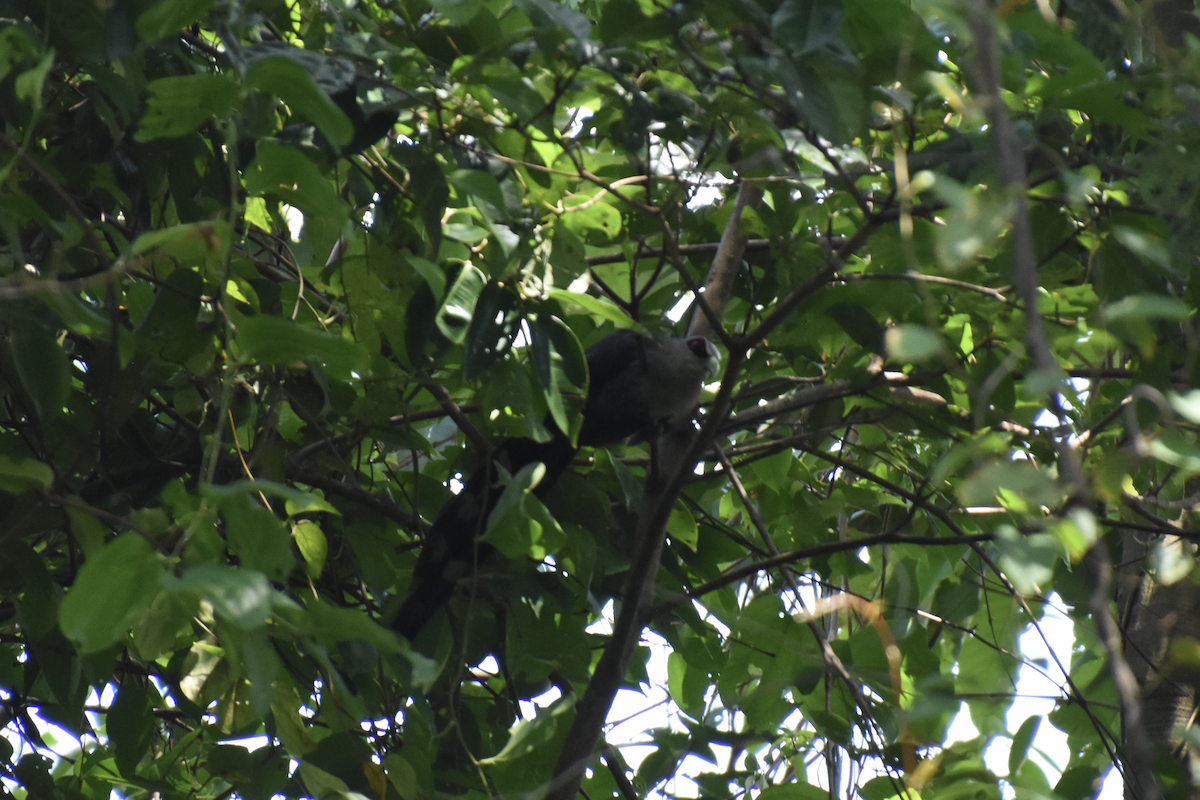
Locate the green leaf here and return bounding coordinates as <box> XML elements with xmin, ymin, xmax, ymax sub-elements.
<box><xmin>477</xmin><ymin>695</ymin><xmax>575</xmax><ymax>765</ymax></box>
<box><xmin>304</xmin><ymin>602</ymin><xmax>410</xmax><ymax>656</ymax></box>
<box><xmin>235</xmin><ymin>315</ymin><xmax>368</xmax><ymax>380</ymax></box>
<box><xmin>513</xmin><ymin>0</ymin><xmax>592</xmax><ymax>39</ymax></box>
<box><xmin>15</xmin><ymin>49</ymin><xmax>53</xmax><ymax>113</ymax></box>
<box><xmin>463</xmin><ymin>281</ymin><xmax>521</xmax><ymax>380</ymax></box>
<box><xmin>136</xmin><ymin>0</ymin><xmax>218</xmax><ymax>41</ymax></box>
<box><xmin>246</xmin><ymin>56</ymin><xmax>354</xmax><ymax>150</ymax></box>
<box><xmin>293</xmin><ymin>520</ymin><xmax>327</xmax><ymax>578</ymax></box>
<box><xmin>0</xmin><ymin>27</ymin><xmax>37</xmax><ymax>83</ymax></box>
<box><xmin>0</xmin><ymin>454</ymin><xmax>53</xmax><ymax>494</ymax></box>
<box><xmin>60</xmin><ymin>533</ymin><xmax>164</xmax><ymax>653</ymax></box>
<box><xmin>758</xmin><ymin>783</ymin><xmax>832</xmax><ymax>800</ymax></box>
<box><xmin>1047</xmin><ymin>507</ymin><xmax>1098</xmax><ymax>560</ymax></box>
<box><xmin>884</xmin><ymin>324</ymin><xmax>944</xmax><ymax>363</ymax></box>
<box><xmin>444</xmin><ymin>220</ymin><xmax>489</xmax><ymax>245</ymax></box>
<box><xmin>931</xmin><ymin>176</ymin><xmax>1013</xmax><ymax>269</ymax></box>
<box><xmin>244</xmin><ymin>141</ymin><xmax>349</xmax><ymax>237</ymax></box>
<box><xmin>1170</xmin><ymin>390</ymin><xmax>1200</xmax><ymax>423</ymax></box>
<box><xmin>666</xmin><ymin>506</ymin><xmax>698</xmax><ymax>550</ymax></box>
<box><xmin>8</xmin><ymin>323</ymin><xmax>69</xmax><ymax>421</ymax></box>
<box><xmin>482</xmin><ymin>462</ymin><xmax>566</xmax><ymax>560</ymax></box>
<box><xmin>65</xmin><ymin>504</ymin><xmax>107</xmax><ymax>558</ymax></box>
<box><xmin>109</xmin><ymin>681</ymin><xmax>155</xmax><ymax>777</ymax></box>
<box><xmin>435</xmin><ymin>263</ymin><xmax>486</xmax><ymax>345</ymax></box>
<box><xmin>1009</xmin><ymin>714</ymin><xmax>1040</xmax><ymax>776</ymax></box>
<box><xmin>408</xmin><ymin>255</ymin><xmax>447</xmax><ymax>302</ymax></box>
<box><xmin>384</xmin><ymin>755</ymin><xmax>419</xmax><ymax>800</ymax></box>
<box><xmin>1151</xmin><ymin>534</ymin><xmax>1195</xmax><ymax>585</ymax></box>
<box><xmin>1103</xmin><ymin>293</ymin><xmax>1192</xmax><ymax>323</ymax></box>
<box><xmin>828</xmin><ymin>302</ymin><xmax>884</xmax><ymax>353</ymax></box>
<box><xmin>1147</xmin><ymin>432</ymin><xmax>1200</xmax><ymax>473</ymax></box>
<box><xmin>448</xmin><ymin>169</ymin><xmax>508</xmax><ymax>220</ymax></box>
<box><xmin>220</xmin><ymin>493</ymin><xmax>295</xmax><ymax>582</ymax></box>
<box><xmin>130</xmin><ymin>221</ymin><xmax>227</xmax><ymax>260</ymax></box>
<box><xmin>772</xmin><ymin>0</ymin><xmax>844</xmax><ymax>55</ymax></box>
<box><xmin>203</xmin><ymin>478</ymin><xmax>338</xmax><ymax>514</ymax></box>
<box><xmin>958</xmin><ymin>460</ymin><xmax>1063</xmax><ymax>510</ymax></box>
<box><xmin>133</xmin><ymin>589</ymin><xmax>199</xmax><ymax>661</ymax></box>
<box><xmin>597</xmin><ymin>0</ymin><xmax>672</xmax><ymax>42</ymax></box>
<box><xmin>994</xmin><ymin>525</ymin><xmax>1058</xmax><ymax>595</ymax></box>
<box><xmin>136</xmin><ymin>74</ymin><xmax>237</xmax><ymax>140</ymax></box>
<box><xmin>530</xmin><ymin>314</ymin><xmax>571</xmax><ymax>435</ymax></box>
<box><xmin>428</xmin><ymin>0</ymin><xmax>482</xmax><ymax>24</ymax></box>
<box><xmin>548</xmin><ymin>289</ymin><xmax>640</xmax><ymax>329</ymax></box>
<box><xmin>165</xmin><ymin>565</ymin><xmax>273</xmax><ymax>629</ymax></box>
<box><xmin>561</xmin><ymin>200</ymin><xmax>622</xmax><ymax>245</ymax></box>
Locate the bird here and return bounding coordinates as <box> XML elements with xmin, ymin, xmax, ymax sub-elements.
<box><xmin>393</xmin><ymin>328</ymin><xmax>721</xmax><ymax>640</ymax></box>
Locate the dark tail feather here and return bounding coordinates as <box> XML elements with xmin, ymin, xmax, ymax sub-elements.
<box><xmin>395</xmin><ymin>432</ymin><xmax>577</xmax><ymax>640</ymax></box>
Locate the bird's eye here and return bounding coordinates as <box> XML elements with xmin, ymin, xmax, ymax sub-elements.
<box><xmin>686</xmin><ymin>337</ymin><xmax>709</xmax><ymax>358</ymax></box>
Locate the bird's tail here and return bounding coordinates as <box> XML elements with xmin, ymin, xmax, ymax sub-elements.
<box><xmin>394</xmin><ymin>431</ymin><xmax>577</xmax><ymax>640</ymax></box>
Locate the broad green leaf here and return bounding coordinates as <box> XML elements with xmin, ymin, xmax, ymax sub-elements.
<box><xmin>530</xmin><ymin>314</ymin><xmax>571</xmax><ymax>435</ymax></box>
<box><xmin>8</xmin><ymin>323</ymin><xmax>70</xmax><ymax>421</ymax></box>
<box><xmin>772</xmin><ymin>0</ymin><xmax>844</xmax><ymax>56</ymax></box>
<box><xmin>65</xmin><ymin>504</ymin><xmax>107</xmax><ymax>558</ymax></box>
<box><xmin>884</xmin><ymin>324</ymin><xmax>944</xmax><ymax>363</ymax></box>
<box><xmin>136</xmin><ymin>0</ymin><xmax>218</xmax><ymax>41</ymax></box>
<box><xmin>133</xmin><ymin>589</ymin><xmax>199</xmax><ymax>661</ymax></box>
<box><xmin>306</xmin><ymin>602</ymin><xmax>392</xmax><ymax>645</ymax></box>
<box><xmin>246</xmin><ymin>56</ymin><xmax>353</xmax><ymax>149</ymax></box>
<box><xmin>829</xmin><ymin>302</ymin><xmax>885</xmax><ymax>353</ymax></box>
<box><xmin>443</xmin><ymin>220</ymin><xmax>488</xmax><ymax>245</ymax></box>
<box><xmin>1009</xmin><ymin>714</ymin><xmax>1040</xmax><ymax>776</ymax></box>
<box><xmin>297</xmin><ymin>761</ymin><xmax>349</xmax><ymax>798</ymax></box>
<box><xmin>14</xmin><ymin>50</ymin><xmax>53</xmax><ymax>112</ymax></box>
<box><xmin>931</xmin><ymin>176</ymin><xmax>1013</xmax><ymax>269</ymax></box>
<box><xmin>0</xmin><ymin>27</ymin><xmax>36</xmax><ymax>83</ymax></box>
<box><xmin>994</xmin><ymin>525</ymin><xmax>1058</xmax><ymax>595</ymax></box>
<box><xmin>477</xmin><ymin>695</ymin><xmax>575</xmax><ymax>765</ymax></box>
<box><xmin>408</xmin><ymin>255</ymin><xmax>447</xmax><ymax>301</ymax></box>
<box><xmin>1170</xmin><ymin>389</ymin><xmax>1200</xmax><ymax>423</ymax></box>
<box><xmin>435</xmin><ymin>263</ymin><xmax>486</xmax><ymax>344</ymax></box>
<box><xmin>548</xmin><ymin>289</ymin><xmax>640</xmax><ymax>328</ymax></box>
<box><xmin>165</xmin><ymin>565</ymin><xmax>273</xmax><ymax>629</ymax></box>
<box><xmin>428</xmin><ymin>0</ymin><xmax>482</xmax><ymax>24</ymax></box>
<box><xmin>1047</xmin><ymin>508</ymin><xmax>1098</xmax><ymax>560</ymax></box>
<box><xmin>482</xmin><ymin>463</ymin><xmax>567</xmax><ymax>561</ymax></box>
<box><xmin>759</xmin><ymin>783</ymin><xmax>832</xmax><ymax>800</ymax></box>
<box><xmin>109</xmin><ymin>681</ymin><xmax>155</xmax><ymax>778</ymax></box>
<box><xmin>561</xmin><ymin>200</ymin><xmax>622</xmax><ymax>245</ymax></box>
<box><xmin>666</xmin><ymin>506</ymin><xmax>698</xmax><ymax>550</ymax></box>
<box><xmin>384</xmin><ymin>755</ymin><xmax>419</xmax><ymax>800</ymax></box>
<box><xmin>1147</xmin><ymin>432</ymin><xmax>1200</xmax><ymax>473</ymax></box>
<box><xmin>464</xmin><ymin>281</ymin><xmax>521</xmax><ymax>380</ymax></box>
<box><xmin>958</xmin><ymin>460</ymin><xmax>1063</xmax><ymax>510</ymax></box>
<box><xmin>293</xmin><ymin>520</ymin><xmax>327</xmax><ymax>578</ymax></box>
<box><xmin>130</xmin><ymin>221</ymin><xmax>227</xmax><ymax>260</ymax></box>
<box><xmin>220</xmin><ymin>493</ymin><xmax>295</xmax><ymax>581</ymax></box>
<box><xmin>244</xmin><ymin>141</ymin><xmax>349</xmax><ymax>236</ymax></box>
<box><xmin>1103</xmin><ymin>293</ymin><xmax>1191</xmax><ymax>323</ymax></box>
<box><xmin>272</xmin><ymin>684</ymin><xmax>318</xmax><ymax>756</ymax></box>
<box><xmin>234</xmin><ymin>315</ymin><xmax>367</xmax><ymax>379</ymax></box>
<box><xmin>60</xmin><ymin>533</ymin><xmax>164</xmax><ymax>653</ymax></box>
<box><xmin>136</xmin><ymin>74</ymin><xmax>237</xmax><ymax>140</ymax></box>
<box><xmin>1151</xmin><ymin>535</ymin><xmax>1194</xmax><ymax>585</ymax></box>
<box><xmin>513</xmin><ymin>0</ymin><xmax>592</xmax><ymax>39</ymax></box>
<box><xmin>448</xmin><ymin>169</ymin><xmax>508</xmax><ymax>219</ymax></box>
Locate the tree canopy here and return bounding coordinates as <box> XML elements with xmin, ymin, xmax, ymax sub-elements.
<box><xmin>2</xmin><ymin>0</ymin><xmax>1200</xmax><ymax>798</ymax></box>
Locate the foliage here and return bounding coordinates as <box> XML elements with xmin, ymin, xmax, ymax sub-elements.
<box><xmin>2</xmin><ymin>0</ymin><xmax>1200</xmax><ymax>798</ymax></box>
